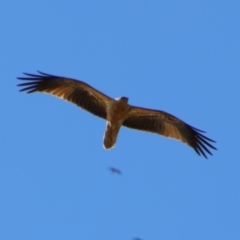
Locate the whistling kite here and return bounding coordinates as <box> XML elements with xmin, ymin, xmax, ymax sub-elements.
<box><xmin>17</xmin><ymin>71</ymin><xmax>216</xmax><ymax>158</ymax></box>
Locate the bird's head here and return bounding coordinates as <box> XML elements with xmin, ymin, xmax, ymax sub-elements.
<box><xmin>115</xmin><ymin>96</ymin><xmax>129</xmax><ymax>103</ymax></box>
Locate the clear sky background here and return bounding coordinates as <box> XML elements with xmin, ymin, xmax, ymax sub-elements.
<box><xmin>1</xmin><ymin>1</ymin><xmax>240</xmax><ymax>240</ymax></box>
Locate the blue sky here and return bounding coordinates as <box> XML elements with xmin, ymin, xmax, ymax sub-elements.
<box><xmin>1</xmin><ymin>1</ymin><xmax>240</xmax><ymax>239</ymax></box>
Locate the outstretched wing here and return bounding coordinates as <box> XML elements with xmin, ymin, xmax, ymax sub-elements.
<box><xmin>123</xmin><ymin>106</ymin><xmax>217</xmax><ymax>158</ymax></box>
<box><xmin>17</xmin><ymin>71</ymin><xmax>113</xmax><ymax>119</ymax></box>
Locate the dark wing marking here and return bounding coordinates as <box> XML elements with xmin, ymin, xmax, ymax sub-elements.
<box><xmin>17</xmin><ymin>71</ymin><xmax>113</xmax><ymax>119</ymax></box>
<box><xmin>123</xmin><ymin>106</ymin><xmax>217</xmax><ymax>158</ymax></box>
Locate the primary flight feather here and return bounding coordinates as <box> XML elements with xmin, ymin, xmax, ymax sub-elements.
<box><xmin>17</xmin><ymin>71</ymin><xmax>216</xmax><ymax>158</ymax></box>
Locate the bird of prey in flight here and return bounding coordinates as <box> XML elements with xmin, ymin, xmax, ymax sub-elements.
<box><xmin>17</xmin><ymin>71</ymin><xmax>216</xmax><ymax>158</ymax></box>
<box><xmin>109</xmin><ymin>167</ymin><xmax>122</xmax><ymax>175</ymax></box>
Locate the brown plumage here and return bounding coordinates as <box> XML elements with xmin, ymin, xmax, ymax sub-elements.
<box><xmin>17</xmin><ymin>71</ymin><xmax>217</xmax><ymax>158</ymax></box>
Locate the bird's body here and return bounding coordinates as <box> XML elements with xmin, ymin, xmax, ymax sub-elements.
<box><xmin>104</xmin><ymin>97</ymin><xmax>130</xmax><ymax>149</ymax></box>
<box><xmin>17</xmin><ymin>71</ymin><xmax>217</xmax><ymax>158</ymax></box>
